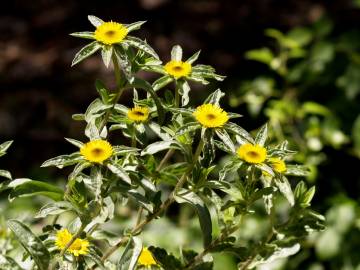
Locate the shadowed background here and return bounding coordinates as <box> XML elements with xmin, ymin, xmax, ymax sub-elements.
<box><xmin>1</xmin><ymin>0</ymin><xmax>360</xmax><ymax>269</ymax></box>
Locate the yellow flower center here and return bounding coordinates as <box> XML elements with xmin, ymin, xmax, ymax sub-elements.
<box><xmin>237</xmin><ymin>143</ymin><xmax>267</xmax><ymax>164</ymax></box>
<box><xmin>164</xmin><ymin>60</ymin><xmax>192</xmax><ymax>79</ymax></box>
<box><xmin>193</xmin><ymin>104</ymin><xmax>229</xmax><ymax>128</ymax></box>
<box><xmin>127</xmin><ymin>106</ymin><xmax>150</xmax><ymax>122</ymax></box>
<box><xmin>94</xmin><ymin>22</ymin><xmax>128</xmax><ymax>45</ymax></box>
<box><xmin>55</xmin><ymin>229</ymin><xmax>89</xmax><ymax>257</ymax></box>
<box><xmin>268</xmin><ymin>157</ymin><xmax>287</xmax><ymax>173</ymax></box>
<box><xmin>138</xmin><ymin>247</ymin><xmax>157</xmax><ymax>267</ymax></box>
<box><xmin>80</xmin><ymin>140</ymin><xmax>113</xmax><ymax>163</ymax></box>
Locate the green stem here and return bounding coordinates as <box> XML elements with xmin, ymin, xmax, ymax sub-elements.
<box><xmin>175</xmin><ymin>80</ymin><xmax>180</xmax><ymax>107</ymax></box>
<box><xmin>184</xmin><ymin>224</ymin><xmax>240</xmax><ymax>269</ymax></box>
<box><xmin>99</xmin><ymin>54</ymin><xmax>126</xmax><ymax>134</ymax></box>
<box><xmin>100</xmin><ymin>137</ymin><xmax>205</xmax><ymax>262</ymax></box>
<box><xmin>131</xmin><ymin>127</ymin><xmax>137</xmax><ymax>148</ymax></box>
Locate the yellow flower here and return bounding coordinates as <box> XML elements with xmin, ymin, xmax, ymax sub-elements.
<box><xmin>80</xmin><ymin>140</ymin><xmax>113</xmax><ymax>163</ymax></box>
<box><xmin>55</xmin><ymin>229</ymin><xmax>89</xmax><ymax>257</ymax></box>
<box><xmin>138</xmin><ymin>247</ymin><xmax>157</xmax><ymax>267</ymax></box>
<box><xmin>164</xmin><ymin>60</ymin><xmax>192</xmax><ymax>79</ymax></box>
<box><xmin>237</xmin><ymin>143</ymin><xmax>267</xmax><ymax>164</ymax></box>
<box><xmin>193</xmin><ymin>104</ymin><xmax>229</xmax><ymax>128</ymax></box>
<box><xmin>268</xmin><ymin>157</ymin><xmax>286</xmax><ymax>173</ymax></box>
<box><xmin>127</xmin><ymin>106</ymin><xmax>150</xmax><ymax>122</ymax></box>
<box><xmin>94</xmin><ymin>21</ymin><xmax>128</xmax><ymax>45</ymax></box>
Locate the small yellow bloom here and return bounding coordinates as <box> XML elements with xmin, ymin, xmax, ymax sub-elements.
<box><xmin>268</xmin><ymin>157</ymin><xmax>286</xmax><ymax>173</ymax></box>
<box><xmin>138</xmin><ymin>247</ymin><xmax>157</xmax><ymax>267</ymax></box>
<box><xmin>94</xmin><ymin>21</ymin><xmax>128</xmax><ymax>45</ymax></box>
<box><xmin>80</xmin><ymin>140</ymin><xmax>113</xmax><ymax>163</ymax></box>
<box><xmin>193</xmin><ymin>104</ymin><xmax>229</xmax><ymax>128</ymax></box>
<box><xmin>237</xmin><ymin>143</ymin><xmax>267</xmax><ymax>164</ymax></box>
<box><xmin>55</xmin><ymin>229</ymin><xmax>89</xmax><ymax>257</ymax></box>
<box><xmin>127</xmin><ymin>106</ymin><xmax>150</xmax><ymax>122</ymax></box>
<box><xmin>164</xmin><ymin>60</ymin><xmax>192</xmax><ymax>79</ymax></box>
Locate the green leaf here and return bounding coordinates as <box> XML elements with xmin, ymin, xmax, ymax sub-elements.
<box><xmin>95</xmin><ymin>79</ymin><xmax>110</xmax><ymax>104</ymax></box>
<box><xmin>35</xmin><ymin>201</ymin><xmax>74</xmax><ymax>218</ymax></box>
<box><xmin>0</xmin><ymin>141</ymin><xmax>13</xmax><ymax>153</ymax></box>
<box><xmin>8</xmin><ymin>178</ymin><xmax>64</xmax><ymax>201</ymax></box>
<box><xmin>203</xmin><ymin>89</ymin><xmax>225</xmax><ymax>105</ymax></box>
<box><xmin>65</xmin><ymin>138</ymin><xmax>84</xmax><ymax>148</ymax></box>
<box><xmin>101</xmin><ymin>46</ymin><xmax>113</xmax><ymax>68</ymax></box>
<box><xmin>171</xmin><ymin>45</ymin><xmax>183</xmax><ymax>61</ymax></box>
<box><xmin>128</xmin><ymin>190</ymin><xmax>154</xmax><ymax>212</ymax></box>
<box><xmin>90</xmin><ymin>167</ymin><xmax>103</xmax><ymax>199</ymax></box>
<box><xmin>70</xmin><ymin>31</ymin><xmax>95</xmax><ymax>39</ymax></box>
<box><xmin>113</xmin><ymin>145</ymin><xmax>139</xmax><ymax>155</ymax></box>
<box><xmin>125</xmin><ymin>36</ymin><xmax>159</xmax><ymax>59</ymax></box>
<box><xmin>224</xmin><ymin>123</ymin><xmax>254</xmax><ymax>144</ymax></box>
<box><xmin>0</xmin><ymin>169</ymin><xmax>12</xmax><ymax>179</ymax></box>
<box><xmin>125</xmin><ymin>21</ymin><xmax>147</xmax><ymax>32</ymax></box>
<box><xmin>215</xmin><ymin>129</ymin><xmax>235</xmax><ymax>153</ymax></box>
<box><xmin>176</xmin><ymin>122</ymin><xmax>201</xmax><ymax>136</ymax></box>
<box><xmin>7</xmin><ymin>220</ymin><xmax>50</xmax><ymax>270</ymax></box>
<box><xmin>245</xmin><ymin>48</ymin><xmax>274</xmax><ymax>65</ymax></box>
<box><xmin>273</xmin><ymin>175</ymin><xmax>294</xmax><ymax>206</ymax></box>
<box><xmin>88</xmin><ymin>15</ymin><xmax>104</xmax><ymax>27</ymax></box>
<box><xmin>117</xmin><ymin>237</ymin><xmax>143</xmax><ymax>270</ymax></box>
<box><xmin>153</xmin><ymin>75</ymin><xmax>173</xmax><ymax>91</ymax></box>
<box><xmin>107</xmin><ymin>163</ymin><xmax>132</xmax><ymax>185</ymax></box>
<box><xmin>255</xmin><ymin>123</ymin><xmax>268</xmax><ymax>146</ymax></box>
<box><xmin>72</xmin><ymin>41</ymin><xmax>102</xmax><ymax>66</ymax></box>
<box><xmin>148</xmin><ymin>247</ymin><xmax>182</xmax><ymax>270</ymax></box>
<box><xmin>285</xmin><ymin>165</ymin><xmax>310</xmax><ymax>177</ymax></box>
<box><xmin>247</xmin><ymin>243</ymin><xmax>300</xmax><ymax>268</ymax></box>
<box><xmin>85</xmin><ymin>252</ymin><xmax>106</xmax><ymax>270</ymax></box>
<box><xmin>175</xmin><ymin>190</ymin><xmax>212</xmax><ymax>247</ymax></box>
<box><xmin>0</xmin><ymin>255</ymin><xmax>22</xmax><ymax>270</ymax></box>
<box><xmin>186</xmin><ymin>50</ymin><xmax>201</xmax><ymax>64</ymax></box>
<box><xmin>41</xmin><ymin>153</ymin><xmax>83</xmax><ymax>169</ymax></box>
<box><xmin>130</xmin><ymin>78</ymin><xmax>165</xmax><ymax>124</ymax></box>
<box><xmin>178</xmin><ymin>79</ymin><xmax>191</xmax><ymax>106</ymax></box>
<box><xmin>141</xmin><ymin>141</ymin><xmax>179</xmax><ymax>156</ymax></box>
<box><xmin>114</xmin><ymin>45</ymin><xmax>133</xmax><ymax>82</ymax></box>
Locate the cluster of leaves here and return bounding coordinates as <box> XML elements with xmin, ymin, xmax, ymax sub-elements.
<box><xmin>0</xmin><ymin>15</ymin><xmax>325</xmax><ymax>270</ymax></box>
<box><xmin>228</xmin><ymin>15</ymin><xmax>360</xmax><ymax>270</ymax></box>
<box><xmin>230</xmin><ymin>16</ymin><xmax>360</xmax><ymax>182</ymax></box>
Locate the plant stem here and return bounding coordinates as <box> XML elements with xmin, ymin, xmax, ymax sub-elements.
<box><xmin>99</xmin><ymin>54</ymin><xmax>126</xmax><ymax>134</ymax></box>
<box><xmin>60</xmin><ymin>222</ymin><xmax>87</xmax><ymax>257</ymax></box>
<box><xmin>184</xmin><ymin>223</ymin><xmax>241</xmax><ymax>269</ymax></box>
<box><xmin>100</xmin><ymin>137</ymin><xmax>205</xmax><ymax>262</ymax></box>
<box><xmin>175</xmin><ymin>80</ymin><xmax>180</xmax><ymax>108</ymax></box>
<box><xmin>131</xmin><ymin>127</ymin><xmax>137</xmax><ymax>148</ymax></box>
<box><xmin>156</xmin><ymin>149</ymin><xmax>175</xmax><ymax>171</ymax></box>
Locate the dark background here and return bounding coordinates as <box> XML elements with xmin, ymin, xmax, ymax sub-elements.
<box><xmin>1</xmin><ymin>0</ymin><xmax>359</xmax><ymax>178</ymax></box>
<box><xmin>1</xmin><ymin>0</ymin><xmax>360</xmax><ymax>268</ymax></box>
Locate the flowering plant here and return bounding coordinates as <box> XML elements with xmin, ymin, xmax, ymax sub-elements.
<box><xmin>0</xmin><ymin>15</ymin><xmax>324</xmax><ymax>270</ymax></box>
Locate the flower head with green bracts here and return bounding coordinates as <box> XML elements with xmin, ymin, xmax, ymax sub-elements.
<box><xmin>70</xmin><ymin>15</ymin><xmax>159</xmax><ymax>68</ymax></box>
<box><xmin>148</xmin><ymin>45</ymin><xmax>225</xmax><ymax>106</ymax></box>
<box><xmin>107</xmin><ymin>100</ymin><xmax>165</xmax><ymax>146</ymax></box>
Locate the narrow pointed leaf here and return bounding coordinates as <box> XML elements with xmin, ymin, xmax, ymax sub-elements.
<box><xmin>186</xmin><ymin>50</ymin><xmax>201</xmax><ymax>64</ymax></box>
<box><xmin>153</xmin><ymin>75</ymin><xmax>173</xmax><ymax>91</ymax></box>
<box><xmin>72</xmin><ymin>41</ymin><xmax>102</xmax><ymax>66</ymax></box>
<box><xmin>125</xmin><ymin>21</ymin><xmax>147</xmax><ymax>32</ymax></box>
<box><xmin>171</xmin><ymin>45</ymin><xmax>183</xmax><ymax>61</ymax></box>
<box><xmin>255</xmin><ymin>123</ymin><xmax>268</xmax><ymax>146</ymax></box>
<box><xmin>70</xmin><ymin>31</ymin><xmax>95</xmax><ymax>39</ymax></box>
<box><xmin>107</xmin><ymin>163</ymin><xmax>132</xmax><ymax>184</ymax></box>
<box><xmin>7</xmin><ymin>220</ymin><xmax>50</xmax><ymax>270</ymax></box>
<box><xmin>125</xmin><ymin>36</ymin><xmax>159</xmax><ymax>59</ymax></box>
<box><xmin>88</xmin><ymin>15</ymin><xmax>104</xmax><ymax>27</ymax></box>
<box><xmin>175</xmin><ymin>190</ymin><xmax>212</xmax><ymax>247</ymax></box>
